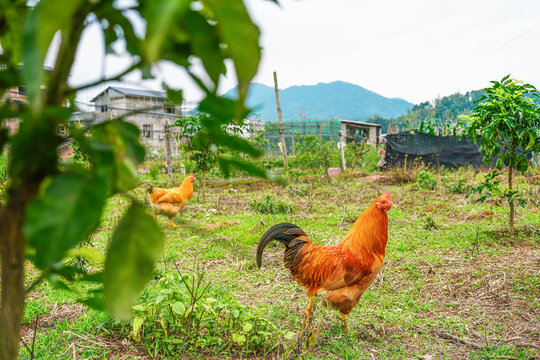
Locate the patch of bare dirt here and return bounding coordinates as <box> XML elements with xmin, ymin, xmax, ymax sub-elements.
<box><xmin>467</xmin><ymin>210</ymin><xmax>494</xmax><ymax>221</ymax></box>
<box><xmin>357</xmin><ymin>174</ymin><xmax>390</xmax><ymax>183</ymax></box>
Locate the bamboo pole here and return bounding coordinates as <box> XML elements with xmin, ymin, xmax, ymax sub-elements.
<box><xmin>273</xmin><ymin>71</ymin><xmax>288</xmax><ymax>172</ymax></box>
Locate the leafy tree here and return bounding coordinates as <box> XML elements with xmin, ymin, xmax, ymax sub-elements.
<box><xmin>174</xmin><ymin>113</ymin><xmax>220</xmax><ymax>202</ymax></box>
<box><xmin>295</xmin><ymin>135</ymin><xmax>340</xmax><ymax>175</ymax></box>
<box><xmin>462</xmin><ymin>76</ymin><xmax>540</xmax><ymax>228</ymax></box>
<box><xmin>0</xmin><ymin>0</ymin><xmax>268</xmax><ymax>359</ymax></box>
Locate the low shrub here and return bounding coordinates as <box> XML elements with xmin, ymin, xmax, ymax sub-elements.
<box><xmin>130</xmin><ymin>271</ymin><xmax>293</xmax><ymax>357</ymax></box>
<box><xmin>249</xmin><ymin>195</ymin><xmax>293</xmax><ymax>214</ymax></box>
<box><xmin>443</xmin><ymin>176</ymin><xmax>470</xmax><ymax>194</ymax></box>
<box><xmin>416</xmin><ymin>170</ymin><xmax>437</xmax><ymax>190</ymax></box>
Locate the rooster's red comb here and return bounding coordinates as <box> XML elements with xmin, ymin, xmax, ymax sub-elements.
<box><xmin>383</xmin><ymin>192</ymin><xmax>391</xmax><ymax>201</ymax></box>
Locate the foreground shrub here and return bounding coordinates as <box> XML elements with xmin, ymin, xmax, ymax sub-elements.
<box><xmin>130</xmin><ymin>272</ymin><xmax>293</xmax><ymax>357</ymax></box>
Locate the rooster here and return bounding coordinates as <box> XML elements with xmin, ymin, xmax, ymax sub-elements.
<box><xmin>147</xmin><ymin>173</ymin><xmax>196</xmax><ymax>227</ymax></box>
<box><xmin>256</xmin><ymin>192</ymin><xmax>395</xmax><ymax>330</ymax></box>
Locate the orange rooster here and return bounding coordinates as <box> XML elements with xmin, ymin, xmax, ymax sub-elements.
<box><xmin>256</xmin><ymin>192</ymin><xmax>395</xmax><ymax>330</ymax></box>
<box><xmin>147</xmin><ymin>173</ymin><xmax>196</xmax><ymax>227</ymax></box>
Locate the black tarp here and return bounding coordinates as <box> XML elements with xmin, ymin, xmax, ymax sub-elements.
<box><xmin>384</xmin><ymin>132</ymin><xmax>487</xmax><ymax>168</ymax></box>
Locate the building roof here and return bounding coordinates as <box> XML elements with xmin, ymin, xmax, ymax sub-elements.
<box><xmin>90</xmin><ymin>86</ymin><xmax>166</xmax><ymax>102</ymax></box>
<box><xmin>338</xmin><ymin>119</ymin><xmax>382</xmax><ymax>128</ymax></box>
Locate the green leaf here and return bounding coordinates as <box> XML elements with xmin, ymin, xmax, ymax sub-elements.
<box><xmin>91</xmin><ymin>120</ymin><xmax>145</xmax><ymax>192</ymax></box>
<box><xmin>242</xmin><ymin>322</ymin><xmax>253</xmax><ymax>332</ymax></box>
<box><xmin>165</xmin><ymin>87</ymin><xmax>183</xmax><ymax>105</ymax></box>
<box><xmin>526</xmin><ymin>132</ymin><xmax>535</xmax><ymax>150</ymax></box>
<box><xmin>202</xmin><ymin>0</ymin><xmax>261</xmax><ymax>101</ymax></box>
<box><xmin>22</xmin><ymin>0</ymin><xmax>84</xmax><ymax>110</ymax></box>
<box><xmin>231</xmin><ymin>333</ymin><xmax>246</xmax><ymax>346</ymax></box>
<box><xmin>284</xmin><ymin>331</ymin><xmax>295</xmax><ymax>340</ymax></box>
<box><xmin>495</xmin><ymin>158</ymin><xmax>503</xmax><ymax>170</ymax></box>
<box><xmin>103</xmin><ymin>202</ymin><xmax>164</xmax><ymax>320</ymax></box>
<box><xmin>25</xmin><ymin>172</ymin><xmax>108</xmax><ymax>270</ymax></box>
<box><xmin>184</xmin><ymin>10</ymin><xmax>225</xmax><ymax>85</ymax></box>
<box><xmin>171</xmin><ymin>301</ymin><xmax>186</xmax><ymax>316</ymax></box>
<box><xmin>307</xmin><ymin>333</ymin><xmax>317</xmax><ymax>347</ymax></box>
<box><xmin>132</xmin><ymin>316</ymin><xmax>145</xmax><ymax>341</ymax></box>
<box><xmin>142</xmin><ymin>0</ymin><xmax>191</xmax><ymax>63</ymax></box>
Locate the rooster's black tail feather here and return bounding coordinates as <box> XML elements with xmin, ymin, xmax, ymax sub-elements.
<box><xmin>256</xmin><ymin>223</ymin><xmax>310</xmax><ymax>269</ymax></box>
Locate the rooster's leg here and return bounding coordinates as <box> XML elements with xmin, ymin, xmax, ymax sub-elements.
<box><xmin>153</xmin><ymin>212</ymin><xmax>157</xmax><ymax>220</ymax></box>
<box><xmin>302</xmin><ymin>295</ymin><xmax>314</xmax><ymax>319</ymax></box>
<box><xmin>341</xmin><ymin>313</ymin><xmax>349</xmax><ymax>331</ymax></box>
<box><xmin>169</xmin><ymin>218</ymin><xmax>176</xmax><ymax>227</ymax></box>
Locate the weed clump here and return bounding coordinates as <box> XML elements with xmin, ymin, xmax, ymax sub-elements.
<box><xmin>416</xmin><ymin>170</ymin><xmax>438</xmax><ymax>190</ymax></box>
<box><xmin>443</xmin><ymin>176</ymin><xmax>470</xmax><ymax>194</ymax></box>
<box><xmin>249</xmin><ymin>195</ymin><xmax>293</xmax><ymax>214</ymax></box>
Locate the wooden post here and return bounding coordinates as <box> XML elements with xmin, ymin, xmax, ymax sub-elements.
<box><xmin>165</xmin><ymin>121</ymin><xmax>173</xmax><ymax>186</ymax></box>
<box><xmin>351</xmin><ymin>139</ymin><xmax>366</xmax><ymax>171</ymax></box>
<box><xmin>291</xmin><ymin>130</ymin><xmax>295</xmax><ymax>156</ymax></box>
<box><xmin>273</xmin><ymin>71</ymin><xmax>288</xmax><ymax>171</ymax></box>
<box><xmin>340</xmin><ymin>122</ymin><xmax>346</xmax><ymax>170</ymax></box>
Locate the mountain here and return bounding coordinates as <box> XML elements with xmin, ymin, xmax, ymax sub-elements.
<box><xmin>223</xmin><ymin>81</ymin><xmax>413</xmax><ymax>122</ymax></box>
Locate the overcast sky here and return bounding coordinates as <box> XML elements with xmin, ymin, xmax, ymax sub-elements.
<box><xmin>71</xmin><ymin>0</ymin><xmax>540</xmax><ymax>107</ymax></box>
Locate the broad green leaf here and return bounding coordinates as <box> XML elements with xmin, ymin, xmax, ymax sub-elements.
<box><xmin>242</xmin><ymin>323</ymin><xmax>253</xmax><ymax>332</ymax></box>
<box><xmin>22</xmin><ymin>0</ymin><xmax>83</xmax><ymax>110</ymax></box>
<box><xmin>202</xmin><ymin>0</ymin><xmax>261</xmax><ymax>101</ymax></box>
<box><xmin>307</xmin><ymin>333</ymin><xmax>317</xmax><ymax>347</ymax></box>
<box><xmin>92</xmin><ymin>120</ymin><xmax>145</xmax><ymax>192</ymax></box>
<box><xmin>231</xmin><ymin>333</ymin><xmax>246</xmax><ymax>346</ymax></box>
<box><xmin>142</xmin><ymin>0</ymin><xmax>191</xmax><ymax>63</ymax></box>
<box><xmin>103</xmin><ymin>202</ymin><xmax>164</xmax><ymax>320</ymax></box>
<box><xmin>9</xmin><ymin>115</ymin><xmax>60</xmax><ymax>184</ymax></box>
<box><xmin>25</xmin><ymin>172</ymin><xmax>108</xmax><ymax>270</ymax></box>
<box><xmin>165</xmin><ymin>87</ymin><xmax>183</xmax><ymax>105</ymax></box>
<box><xmin>184</xmin><ymin>10</ymin><xmax>225</xmax><ymax>85</ymax></box>
<box><xmin>495</xmin><ymin>158</ymin><xmax>503</xmax><ymax>170</ymax></box>
<box><xmin>131</xmin><ymin>316</ymin><xmax>144</xmax><ymax>341</ymax></box>
<box><xmin>526</xmin><ymin>132</ymin><xmax>535</xmax><ymax>150</ymax></box>
<box><xmin>171</xmin><ymin>301</ymin><xmax>186</xmax><ymax>315</ymax></box>
<box><xmin>284</xmin><ymin>331</ymin><xmax>295</xmax><ymax>340</ymax></box>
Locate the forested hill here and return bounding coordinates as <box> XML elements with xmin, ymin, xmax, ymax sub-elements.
<box><xmin>365</xmin><ymin>90</ymin><xmax>487</xmax><ymax>133</ymax></box>
<box><xmin>222</xmin><ymin>81</ymin><xmax>413</xmax><ymax>121</ymax></box>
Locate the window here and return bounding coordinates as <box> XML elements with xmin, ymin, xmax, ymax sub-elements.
<box><xmin>100</xmin><ymin>105</ymin><xmax>108</xmax><ymax>112</ymax></box>
<box><xmin>143</xmin><ymin>124</ymin><xmax>152</xmax><ymax>138</ymax></box>
<box><xmin>18</xmin><ymin>86</ymin><xmax>27</xmax><ymax>95</ymax></box>
<box><xmin>57</xmin><ymin>125</ymin><xmax>66</xmax><ymax>136</ymax></box>
<box><xmin>165</xmin><ymin>106</ymin><xmax>175</xmax><ymax>114</ymax></box>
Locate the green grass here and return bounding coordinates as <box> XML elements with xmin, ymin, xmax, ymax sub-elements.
<box><xmin>19</xmin><ymin>167</ymin><xmax>540</xmax><ymax>359</ymax></box>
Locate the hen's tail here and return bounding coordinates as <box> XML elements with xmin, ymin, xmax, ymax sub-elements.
<box><xmin>256</xmin><ymin>223</ymin><xmax>312</xmax><ymax>269</ymax></box>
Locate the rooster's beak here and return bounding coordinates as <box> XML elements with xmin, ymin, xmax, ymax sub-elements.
<box><xmin>391</xmin><ymin>204</ymin><xmax>397</xmax><ymax>208</ymax></box>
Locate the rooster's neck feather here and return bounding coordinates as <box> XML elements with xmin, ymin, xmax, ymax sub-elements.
<box><xmin>339</xmin><ymin>203</ymin><xmax>389</xmax><ymax>258</ymax></box>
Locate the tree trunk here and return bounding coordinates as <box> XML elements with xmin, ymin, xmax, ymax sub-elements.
<box><xmin>202</xmin><ymin>170</ymin><xmax>206</xmax><ymax>203</ymax></box>
<box><xmin>165</xmin><ymin>122</ymin><xmax>173</xmax><ymax>186</ymax></box>
<box><xmin>0</xmin><ymin>184</ymin><xmax>39</xmax><ymax>360</ymax></box>
<box><xmin>508</xmin><ymin>156</ymin><xmax>515</xmax><ymax>229</ymax></box>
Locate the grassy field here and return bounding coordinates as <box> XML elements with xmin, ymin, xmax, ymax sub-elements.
<box><xmin>19</xmin><ymin>168</ymin><xmax>539</xmax><ymax>359</ymax></box>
